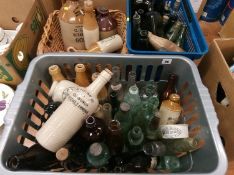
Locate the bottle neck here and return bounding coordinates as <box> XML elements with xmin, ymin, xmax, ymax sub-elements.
<box><xmin>130</xmin><ymin>127</ymin><xmax>143</xmax><ymax>140</ymax></box>
<box><xmin>108</xmin><ymin>120</ymin><xmax>121</xmax><ymax>134</ymax></box>
<box><xmin>85</xmin><ymin>116</ymin><xmax>97</xmax><ymax>129</ymax></box>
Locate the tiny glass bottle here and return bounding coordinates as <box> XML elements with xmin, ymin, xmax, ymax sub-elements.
<box><xmin>143</xmin><ymin>141</ymin><xmax>166</xmax><ymax>157</ymax></box>
<box><xmin>92</xmin><ymin>72</ymin><xmax>108</xmax><ymax>103</ymax></box>
<box><xmin>86</xmin><ymin>142</ymin><xmax>110</xmax><ymax>168</ymax></box>
<box><xmin>159</xmin><ymin>93</ymin><xmax>182</xmax><ymax>125</ymax></box>
<box><xmin>161</xmin><ymin>73</ymin><xmax>178</xmax><ymax>101</ymax></box>
<box><xmin>106</xmin><ymin>120</ymin><xmax>124</xmax><ymax>155</ymax></box>
<box><xmin>75</xmin><ymin>64</ymin><xmax>90</xmax><ymax>87</ymax></box>
<box><xmin>127</xmin><ymin>126</ymin><xmax>144</xmax><ymax>152</ymax></box>
<box><xmin>97</xmin><ymin>7</ymin><xmax>117</xmax><ymax>40</ymax></box>
<box><xmin>114</xmin><ymin>102</ymin><xmax>132</xmax><ymax>138</ymax></box>
<box><xmin>78</xmin><ymin>116</ymin><xmax>105</xmax><ymax>144</ymax></box>
<box><xmin>48</xmin><ymin>65</ymin><xmax>65</xmax><ymax>82</ymax></box>
<box><xmin>124</xmin><ymin>85</ymin><xmax>141</xmax><ymax>110</ymax></box>
<box><xmin>83</xmin><ymin>0</ymin><xmax>99</xmax><ymax>49</ymax></box>
<box><xmin>175</xmin><ymin>24</ymin><xmax>187</xmax><ymax>48</ymax></box>
<box><xmin>59</xmin><ymin>0</ymin><xmax>85</xmax><ymax>50</ymax></box>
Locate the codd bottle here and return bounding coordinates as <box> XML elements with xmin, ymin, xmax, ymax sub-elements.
<box><xmin>124</xmin><ymin>85</ymin><xmax>141</xmax><ymax>110</ymax></box>
<box><xmin>86</xmin><ymin>142</ymin><xmax>110</xmax><ymax>167</ymax></box>
<box><xmin>143</xmin><ymin>141</ymin><xmax>166</xmax><ymax>156</ymax></box>
<box><xmin>78</xmin><ymin>116</ymin><xmax>105</xmax><ymax>144</ymax></box>
<box><xmin>6</xmin><ymin>144</ymin><xmax>57</xmax><ymax>170</ymax></box>
<box><xmin>157</xmin><ymin>156</ymin><xmax>181</xmax><ymax>172</ymax></box>
<box><xmin>175</xmin><ymin>24</ymin><xmax>187</xmax><ymax>48</ymax></box>
<box><xmin>114</xmin><ymin>102</ymin><xmax>132</xmax><ymax>138</ymax></box>
<box><xmin>166</xmin><ymin>21</ymin><xmax>182</xmax><ymax>42</ymax></box>
<box><xmin>145</xmin><ymin>111</ymin><xmax>160</xmax><ymax>140</ymax></box>
<box><xmin>161</xmin><ymin>73</ymin><xmax>178</xmax><ymax>101</ymax></box>
<box><xmin>106</xmin><ymin>120</ymin><xmax>124</xmax><ymax>155</ymax></box>
<box><xmin>127</xmin><ymin>126</ymin><xmax>144</xmax><ymax>152</ymax></box>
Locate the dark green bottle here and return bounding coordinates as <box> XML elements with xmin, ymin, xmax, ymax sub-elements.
<box><xmin>114</xmin><ymin>102</ymin><xmax>132</xmax><ymax>138</ymax></box>
<box><xmin>175</xmin><ymin>24</ymin><xmax>187</xmax><ymax>48</ymax></box>
<box><xmin>127</xmin><ymin>126</ymin><xmax>144</xmax><ymax>152</ymax></box>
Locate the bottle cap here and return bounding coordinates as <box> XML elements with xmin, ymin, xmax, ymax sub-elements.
<box><xmin>120</xmin><ymin>102</ymin><xmax>130</xmax><ymax>112</ymax></box>
<box><xmin>75</xmin><ymin>64</ymin><xmax>86</xmax><ymax>73</ymax></box>
<box><xmin>0</xmin><ymin>84</ymin><xmax>14</xmax><ymax>127</ymax></box>
<box><xmin>89</xmin><ymin>143</ymin><xmax>103</xmax><ymax>156</ymax></box>
<box><xmin>48</xmin><ymin>65</ymin><xmax>61</xmax><ymax>75</ymax></box>
<box><xmin>169</xmin><ymin>93</ymin><xmax>180</xmax><ymax>103</ymax></box>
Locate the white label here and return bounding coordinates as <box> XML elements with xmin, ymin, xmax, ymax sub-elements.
<box><xmin>162</xmin><ymin>59</ymin><xmax>172</xmax><ymax>64</ymax></box>
<box><xmin>59</xmin><ymin>19</ymin><xmax>85</xmax><ymax>50</ymax></box>
<box><xmin>160</xmin><ymin>124</ymin><xmax>189</xmax><ymax>139</ymax></box>
<box><xmin>97</xmin><ymin>34</ymin><xmax>123</xmax><ymax>53</ymax></box>
<box><xmin>159</xmin><ymin>105</ymin><xmax>181</xmax><ymax>125</ymax></box>
<box><xmin>83</xmin><ymin>27</ymin><xmax>99</xmax><ymax>49</ymax></box>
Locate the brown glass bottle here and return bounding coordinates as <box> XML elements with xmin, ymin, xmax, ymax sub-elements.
<box><xmin>75</xmin><ymin>63</ymin><xmax>90</xmax><ymax>87</ymax></box>
<box><xmin>6</xmin><ymin>144</ymin><xmax>57</xmax><ymax>170</ymax></box>
<box><xmin>78</xmin><ymin>116</ymin><xmax>105</xmax><ymax>144</ymax></box>
<box><xmin>97</xmin><ymin>7</ymin><xmax>117</xmax><ymax>40</ymax></box>
<box><xmin>49</xmin><ymin>65</ymin><xmax>65</xmax><ymax>82</ymax></box>
<box><xmin>59</xmin><ymin>0</ymin><xmax>85</xmax><ymax>50</ymax></box>
<box><xmin>106</xmin><ymin>120</ymin><xmax>124</xmax><ymax>155</ymax></box>
<box><xmin>161</xmin><ymin>73</ymin><xmax>178</xmax><ymax>101</ymax></box>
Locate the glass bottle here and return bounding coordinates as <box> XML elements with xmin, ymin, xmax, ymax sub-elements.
<box><xmin>137</xmin><ymin>30</ymin><xmax>150</xmax><ymax>50</ymax></box>
<box><xmin>106</xmin><ymin>120</ymin><xmax>124</xmax><ymax>155</ymax></box>
<box><xmin>132</xmin><ymin>11</ymin><xmax>141</xmax><ymax>49</ymax></box>
<box><xmin>36</xmin><ymin>69</ymin><xmax>112</xmax><ymax>152</ymax></box>
<box><xmin>157</xmin><ymin>15</ymin><xmax>170</xmax><ymax>37</ymax></box>
<box><xmin>133</xmin><ymin>102</ymin><xmax>154</xmax><ymax>132</ymax></box>
<box><xmin>166</xmin><ymin>0</ymin><xmax>181</xmax><ymax>31</ymax></box>
<box><xmin>86</xmin><ymin>142</ymin><xmax>110</xmax><ymax>167</ymax></box>
<box><xmin>175</xmin><ymin>24</ymin><xmax>187</xmax><ymax>48</ymax></box>
<box><xmin>97</xmin><ymin>7</ymin><xmax>117</xmax><ymax>40</ymax></box>
<box><xmin>92</xmin><ymin>72</ymin><xmax>108</xmax><ymax>103</ymax></box>
<box><xmin>59</xmin><ymin>0</ymin><xmax>85</xmax><ymax>50</ymax></box>
<box><xmin>164</xmin><ymin>1</ymin><xmax>171</xmax><ymax>15</ymax></box>
<box><xmin>124</xmin><ymin>85</ymin><xmax>141</xmax><ymax>110</ymax></box>
<box><xmin>127</xmin><ymin>126</ymin><xmax>144</xmax><ymax>152</ymax></box>
<box><xmin>159</xmin><ymin>93</ymin><xmax>182</xmax><ymax>125</ymax></box>
<box><xmin>78</xmin><ymin>116</ymin><xmax>105</xmax><ymax>144</ymax></box>
<box><xmin>125</xmin><ymin>71</ymin><xmax>137</xmax><ymax>93</ymax></box>
<box><xmin>161</xmin><ymin>73</ymin><xmax>178</xmax><ymax>101</ymax></box>
<box><xmin>114</xmin><ymin>102</ymin><xmax>132</xmax><ymax>138</ymax></box>
<box><xmin>102</xmin><ymin>103</ymin><xmax>112</xmax><ymax>125</ymax></box>
<box><xmin>75</xmin><ymin>64</ymin><xmax>90</xmax><ymax>87</ymax></box>
<box><xmin>153</xmin><ymin>0</ymin><xmax>164</xmax><ymax>15</ymax></box>
<box><xmin>48</xmin><ymin>65</ymin><xmax>65</xmax><ymax>82</ymax></box>
<box><xmin>145</xmin><ymin>111</ymin><xmax>160</xmax><ymax>140</ymax></box>
<box><xmin>109</xmin><ymin>91</ymin><xmax>120</xmax><ymax>117</ymax></box>
<box><xmin>157</xmin><ymin>156</ymin><xmax>181</xmax><ymax>172</ymax></box>
<box><xmin>82</xmin><ymin>0</ymin><xmax>99</xmax><ymax>49</ymax></box>
<box><xmin>143</xmin><ymin>141</ymin><xmax>166</xmax><ymax>157</ymax></box>
<box><xmin>44</xmin><ymin>101</ymin><xmax>61</xmax><ymax>117</ymax></box>
<box><xmin>108</xmin><ymin>66</ymin><xmax>124</xmax><ymax>101</ymax></box>
<box><xmin>166</xmin><ymin>21</ymin><xmax>182</xmax><ymax>42</ymax></box>
<box><xmin>6</xmin><ymin>144</ymin><xmax>57</xmax><ymax>170</ymax></box>
<box><xmin>133</xmin><ymin>0</ymin><xmax>148</xmax><ymax>16</ymax></box>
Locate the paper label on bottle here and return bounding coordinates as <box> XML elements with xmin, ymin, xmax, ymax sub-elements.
<box><xmin>97</xmin><ymin>35</ymin><xmax>123</xmax><ymax>53</ymax></box>
<box><xmin>59</xmin><ymin>19</ymin><xmax>85</xmax><ymax>50</ymax></box>
<box><xmin>100</xmin><ymin>29</ymin><xmax>117</xmax><ymax>40</ymax></box>
<box><xmin>159</xmin><ymin>124</ymin><xmax>189</xmax><ymax>139</ymax></box>
<box><xmin>159</xmin><ymin>105</ymin><xmax>181</xmax><ymax>125</ymax></box>
<box><xmin>83</xmin><ymin>27</ymin><xmax>99</xmax><ymax>49</ymax></box>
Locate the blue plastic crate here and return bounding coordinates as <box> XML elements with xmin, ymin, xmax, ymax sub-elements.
<box><xmin>126</xmin><ymin>0</ymin><xmax>208</xmax><ymax>60</ymax></box>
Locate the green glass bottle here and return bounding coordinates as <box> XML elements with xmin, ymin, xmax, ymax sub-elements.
<box><xmin>125</xmin><ymin>71</ymin><xmax>137</xmax><ymax>94</ymax></box>
<box><xmin>114</xmin><ymin>102</ymin><xmax>132</xmax><ymax>138</ymax></box>
<box><xmin>124</xmin><ymin>85</ymin><xmax>141</xmax><ymax>111</ymax></box>
<box><xmin>127</xmin><ymin>126</ymin><xmax>144</xmax><ymax>152</ymax></box>
<box><xmin>145</xmin><ymin>111</ymin><xmax>160</xmax><ymax>140</ymax></box>
<box><xmin>166</xmin><ymin>21</ymin><xmax>182</xmax><ymax>42</ymax></box>
<box><xmin>157</xmin><ymin>156</ymin><xmax>181</xmax><ymax>172</ymax></box>
<box><xmin>133</xmin><ymin>102</ymin><xmax>154</xmax><ymax>132</ymax></box>
<box><xmin>175</xmin><ymin>24</ymin><xmax>187</xmax><ymax>48</ymax></box>
<box><xmin>86</xmin><ymin>142</ymin><xmax>110</xmax><ymax>168</ymax></box>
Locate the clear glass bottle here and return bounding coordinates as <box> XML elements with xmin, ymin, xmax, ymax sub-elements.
<box><xmin>75</xmin><ymin>64</ymin><xmax>90</xmax><ymax>87</ymax></box>
<box><xmin>114</xmin><ymin>102</ymin><xmax>132</xmax><ymax>138</ymax></box>
<box><xmin>86</xmin><ymin>142</ymin><xmax>110</xmax><ymax>167</ymax></box>
<box><xmin>127</xmin><ymin>126</ymin><xmax>144</xmax><ymax>152</ymax></box>
<box><xmin>124</xmin><ymin>85</ymin><xmax>141</xmax><ymax>110</ymax></box>
<box><xmin>175</xmin><ymin>24</ymin><xmax>187</xmax><ymax>48</ymax></box>
<box><xmin>125</xmin><ymin>71</ymin><xmax>137</xmax><ymax>93</ymax></box>
<box><xmin>97</xmin><ymin>7</ymin><xmax>117</xmax><ymax>40</ymax></box>
<box><xmin>48</xmin><ymin>65</ymin><xmax>65</xmax><ymax>82</ymax></box>
<box><xmin>102</xmin><ymin>103</ymin><xmax>112</xmax><ymax>125</ymax></box>
<box><xmin>157</xmin><ymin>15</ymin><xmax>170</xmax><ymax>37</ymax></box>
<box><xmin>159</xmin><ymin>93</ymin><xmax>182</xmax><ymax>125</ymax></box>
<box><xmin>166</xmin><ymin>21</ymin><xmax>182</xmax><ymax>42</ymax></box>
<box><xmin>161</xmin><ymin>73</ymin><xmax>178</xmax><ymax>101</ymax></box>
<box><xmin>106</xmin><ymin>120</ymin><xmax>124</xmax><ymax>155</ymax></box>
<box><xmin>82</xmin><ymin>0</ymin><xmax>99</xmax><ymax>49</ymax></box>
<box><xmin>36</xmin><ymin>69</ymin><xmax>112</xmax><ymax>152</ymax></box>
<box><xmin>59</xmin><ymin>0</ymin><xmax>85</xmax><ymax>50</ymax></box>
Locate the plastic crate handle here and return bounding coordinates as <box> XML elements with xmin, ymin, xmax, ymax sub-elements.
<box><xmin>182</xmin><ymin>0</ymin><xmax>192</xmax><ymax>22</ymax></box>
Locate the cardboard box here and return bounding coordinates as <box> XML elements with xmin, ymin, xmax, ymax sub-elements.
<box><xmin>0</xmin><ymin>0</ymin><xmax>47</xmax><ymax>86</ymax></box>
<box><xmin>190</xmin><ymin>0</ymin><xmax>207</xmax><ymax>19</ymax></box>
<box><xmin>39</xmin><ymin>0</ymin><xmax>62</xmax><ymax>17</ymax></box>
<box><xmin>219</xmin><ymin>10</ymin><xmax>234</xmax><ymax>38</ymax></box>
<box><xmin>198</xmin><ymin>39</ymin><xmax>234</xmax><ymax>167</ymax></box>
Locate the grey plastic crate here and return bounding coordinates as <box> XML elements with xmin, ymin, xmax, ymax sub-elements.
<box><xmin>0</xmin><ymin>53</ymin><xmax>227</xmax><ymax>174</ymax></box>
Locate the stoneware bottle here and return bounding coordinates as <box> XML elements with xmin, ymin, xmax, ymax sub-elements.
<box><xmin>75</xmin><ymin>64</ymin><xmax>90</xmax><ymax>87</ymax></box>
<box><xmin>49</xmin><ymin>65</ymin><xmax>65</xmax><ymax>82</ymax></box>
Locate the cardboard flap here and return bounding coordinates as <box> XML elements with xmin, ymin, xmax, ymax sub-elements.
<box><xmin>0</xmin><ymin>0</ymin><xmax>35</xmax><ymax>29</ymax></box>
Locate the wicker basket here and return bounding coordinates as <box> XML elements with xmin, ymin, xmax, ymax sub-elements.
<box><xmin>37</xmin><ymin>10</ymin><xmax>127</xmax><ymax>55</ymax></box>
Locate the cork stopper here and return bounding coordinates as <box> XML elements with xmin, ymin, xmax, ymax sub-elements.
<box><xmin>49</xmin><ymin>65</ymin><xmax>61</xmax><ymax>75</ymax></box>
<box><xmin>56</xmin><ymin>147</ymin><xmax>69</xmax><ymax>161</ymax></box>
<box><xmin>75</xmin><ymin>64</ymin><xmax>86</xmax><ymax>73</ymax></box>
<box><xmin>169</xmin><ymin>93</ymin><xmax>180</xmax><ymax>103</ymax></box>
<box><xmin>120</xmin><ymin>102</ymin><xmax>130</xmax><ymax>112</ymax></box>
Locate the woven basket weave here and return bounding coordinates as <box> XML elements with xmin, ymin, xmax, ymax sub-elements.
<box><xmin>37</xmin><ymin>10</ymin><xmax>127</xmax><ymax>55</ymax></box>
